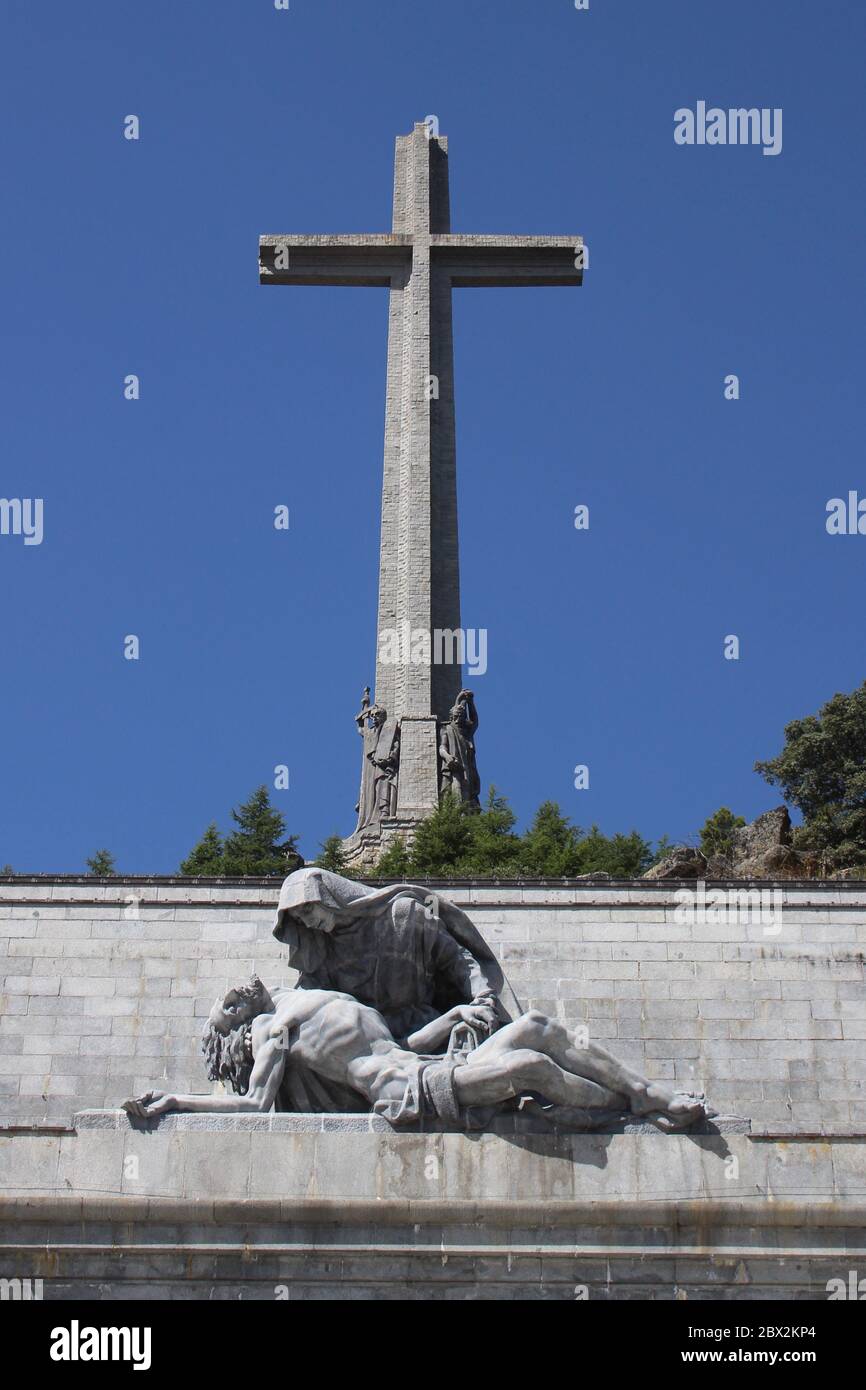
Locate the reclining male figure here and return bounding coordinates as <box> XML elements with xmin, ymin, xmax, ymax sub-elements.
<box><xmin>124</xmin><ymin>977</ymin><xmax>709</xmax><ymax>1131</ymax></box>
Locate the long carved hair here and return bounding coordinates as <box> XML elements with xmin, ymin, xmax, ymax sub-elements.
<box><xmin>200</xmin><ymin>977</ymin><xmax>265</xmax><ymax>1096</ymax></box>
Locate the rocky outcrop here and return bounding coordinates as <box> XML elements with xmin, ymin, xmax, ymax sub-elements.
<box><xmin>643</xmin><ymin>847</ymin><xmax>707</xmax><ymax>880</ymax></box>
<box><xmin>644</xmin><ymin>807</ymin><xmax>822</xmax><ymax>881</ymax></box>
<box><xmin>726</xmin><ymin>807</ymin><xmax>821</xmax><ymax>879</ymax></box>
<box><xmin>730</xmin><ymin>807</ymin><xmax>792</xmax><ymax>875</ymax></box>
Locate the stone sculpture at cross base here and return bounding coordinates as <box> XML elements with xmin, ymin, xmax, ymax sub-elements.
<box><xmin>439</xmin><ymin>688</ymin><xmax>481</xmax><ymax>809</ymax></box>
<box><xmin>345</xmin><ymin>684</ymin><xmax>480</xmax><ymax>866</ymax></box>
<box><xmin>124</xmin><ymin>867</ymin><xmax>713</xmax><ymax>1134</ymax></box>
<box><xmin>352</xmin><ymin>690</ymin><xmax>400</xmax><ymax>835</ymax></box>
<box><xmin>259</xmin><ymin>124</ymin><xmax>584</xmax><ymax>867</ymax></box>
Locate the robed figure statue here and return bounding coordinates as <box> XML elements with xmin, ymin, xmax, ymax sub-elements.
<box><xmin>439</xmin><ymin>689</ymin><xmax>481</xmax><ymax>809</ymax></box>
<box><xmin>353</xmin><ymin>694</ymin><xmax>399</xmax><ymax>833</ymax></box>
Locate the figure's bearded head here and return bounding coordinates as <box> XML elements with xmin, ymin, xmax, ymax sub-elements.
<box><xmin>201</xmin><ymin>975</ymin><xmax>273</xmax><ymax>1095</ymax></box>
<box><xmin>206</xmin><ymin>976</ymin><xmax>273</xmax><ymax>1036</ymax></box>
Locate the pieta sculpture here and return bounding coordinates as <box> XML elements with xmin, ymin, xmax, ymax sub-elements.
<box><xmin>125</xmin><ymin>869</ymin><xmax>713</xmax><ymax>1134</ymax></box>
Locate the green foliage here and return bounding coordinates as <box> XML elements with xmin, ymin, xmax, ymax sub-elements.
<box><xmin>755</xmin><ymin>682</ymin><xmax>866</xmax><ymax>867</ymax></box>
<box><xmin>315</xmin><ymin>834</ymin><xmax>348</xmax><ymax>874</ymax></box>
<box><xmin>180</xmin><ymin>823</ymin><xmax>225</xmax><ymax>876</ymax></box>
<box><xmin>86</xmin><ymin>849</ymin><xmax>116</xmax><ymax>877</ymax></box>
<box><xmin>452</xmin><ymin>787</ymin><xmax>522</xmax><ymax>877</ymax></box>
<box><xmin>374</xmin><ymin>835</ymin><xmax>411</xmax><ymax>878</ymax></box>
<box><xmin>407</xmin><ymin>791</ymin><xmax>474</xmax><ymax>877</ymax></box>
<box><xmin>515</xmin><ymin>802</ymin><xmax>652</xmax><ymax>877</ymax></box>
<box><xmin>221</xmin><ymin>786</ymin><xmax>301</xmax><ymax>876</ymax></box>
<box><xmin>574</xmin><ymin>827</ymin><xmax>654</xmax><ymax>878</ymax></box>
<box><xmin>387</xmin><ymin>793</ymin><xmax>653</xmax><ymax>880</ymax></box>
<box><xmin>519</xmin><ymin>801</ymin><xmax>581</xmax><ymax>876</ymax></box>
<box><xmin>649</xmin><ymin>834</ymin><xmax>676</xmax><ymax>866</ymax></box>
<box><xmin>1</xmin><ymin>864</ymin><xmax>14</xmax><ymax>875</ymax></box>
<box><xmin>179</xmin><ymin>788</ymin><xmax>302</xmax><ymax>877</ymax></box>
<box><xmin>699</xmin><ymin>807</ymin><xmax>746</xmax><ymax>860</ymax></box>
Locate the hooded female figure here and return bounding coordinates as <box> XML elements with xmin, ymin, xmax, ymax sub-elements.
<box><xmin>273</xmin><ymin>867</ymin><xmax>520</xmax><ymax>1044</ymax></box>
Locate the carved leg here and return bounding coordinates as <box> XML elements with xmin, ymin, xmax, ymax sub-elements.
<box><xmin>469</xmin><ymin>1012</ymin><xmax>707</xmax><ymax>1126</ymax></box>
<box><xmin>455</xmin><ymin>1048</ymin><xmax>623</xmax><ymax>1110</ymax></box>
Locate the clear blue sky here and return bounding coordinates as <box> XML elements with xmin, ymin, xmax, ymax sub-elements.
<box><xmin>2</xmin><ymin>1</ymin><xmax>864</xmax><ymax>872</ymax></box>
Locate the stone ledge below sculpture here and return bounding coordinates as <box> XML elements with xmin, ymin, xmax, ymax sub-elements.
<box><xmin>80</xmin><ymin>1109</ymin><xmax>751</xmax><ymax>1136</ymax></box>
<box><xmin>5</xmin><ymin>1115</ymin><xmax>858</xmax><ymax>1212</ymax></box>
<box><xmin>1</xmin><ymin>1121</ymin><xmax>863</xmax><ymax>1299</ymax></box>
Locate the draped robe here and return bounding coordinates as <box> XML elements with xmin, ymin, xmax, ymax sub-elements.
<box><xmin>271</xmin><ymin>868</ymin><xmax>520</xmax><ymax>1114</ymax></box>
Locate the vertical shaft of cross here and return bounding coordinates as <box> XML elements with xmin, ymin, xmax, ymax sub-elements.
<box><xmin>376</xmin><ymin>124</ymin><xmax>462</xmax><ymax>815</ymax></box>
<box><xmin>376</xmin><ymin>126</ymin><xmax>461</xmax><ymax>721</ymax></box>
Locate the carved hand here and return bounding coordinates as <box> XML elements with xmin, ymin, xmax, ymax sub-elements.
<box><xmin>451</xmin><ymin>1002</ymin><xmax>497</xmax><ymax>1036</ymax></box>
<box><xmin>122</xmin><ymin>1090</ymin><xmax>176</xmax><ymax>1120</ymax></box>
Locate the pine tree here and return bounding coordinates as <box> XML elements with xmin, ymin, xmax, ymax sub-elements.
<box><xmin>699</xmin><ymin>807</ymin><xmax>745</xmax><ymax>861</ymax></box>
<box><xmin>180</xmin><ymin>823</ymin><xmax>225</xmax><ymax>876</ymax></box>
<box><xmin>86</xmin><ymin>849</ymin><xmax>116</xmax><ymax>876</ymax></box>
<box><xmin>576</xmin><ymin>827</ymin><xmax>653</xmax><ymax>877</ymax></box>
<box><xmin>315</xmin><ymin>835</ymin><xmax>347</xmax><ymax>873</ymax></box>
<box><xmin>221</xmin><ymin>786</ymin><xmax>301</xmax><ymax>876</ymax></box>
<box><xmin>408</xmin><ymin>792</ymin><xmax>474</xmax><ymax>877</ymax></box>
<box><xmin>517</xmin><ymin>805</ymin><xmax>653</xmax><ymax>878</ymax></box>
<box><xmin>374</xmin><ymin>835</ymin><xmax>411</xmax><ymax>878</ymax></box>
<box><xmin>457</xmin><ymin>787</ymin><xmax>521</xmax><ymax>876</ymax></box>
<box><xmin>519</xmin><ymin>802</ymin><xmax>582</xmax><ymax>876</ymax></box>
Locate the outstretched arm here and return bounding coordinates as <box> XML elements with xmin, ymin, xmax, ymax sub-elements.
<box><xmin>123</xmin><ymin>1036</ymin><xmax>286</xmax><ymax>1119</ymax></box>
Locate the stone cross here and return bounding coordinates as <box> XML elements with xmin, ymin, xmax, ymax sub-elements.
<box><xmin>260</xmin><ymin>123</ymin><xmax>583</xmax><ymax>836</ymax></box>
